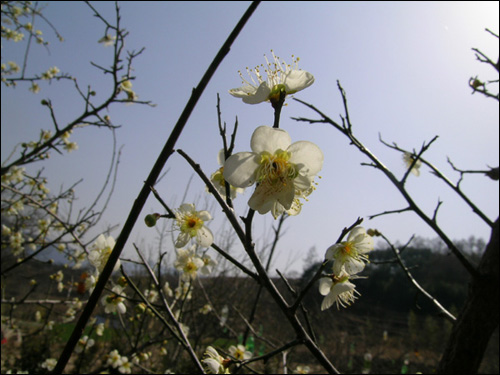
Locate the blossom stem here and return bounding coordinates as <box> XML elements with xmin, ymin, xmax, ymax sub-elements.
<box><xmin>272</xmin><ymin>89</ymin><xmax>286</xmax><ymax>128</ymax></box>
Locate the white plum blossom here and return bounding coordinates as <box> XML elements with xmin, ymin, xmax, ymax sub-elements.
<box><xmin>199</xmin><ymin>304</ymin><xmax>213</xmax><ymax>315</ymax></box>
<box><xmin>143</xmin><ymin>288</ymin><xmax>159</xmax><ymax>303</ymax></box>
<box><xmin>200</xmin><ymin>254</ymin><xmax>217</xmax><ymax>275</ymax></box>
<box><xmin>173</xmin><ymin>203</ymin><xmax>213</xmax><ymax>248</ymax></box>
<box><xmin>228</xmin><ymin>344</ymin><xmax>252</xmax><ymax>361</ymax></box>
<box><xmin>40</xmin><ymin>358</ymin><xmax>57</xmax><ymax>372</ymax></box>
<box><xmin>101</xmin><ymin>285</ymin><xmax>126</xmax><ymax>314</ymax></box>
<box><xmin>98</xmin><ymin>34</ymin><xmax>116</xmax><ymax>47</ymax></box>
<box><xmin>174</xmin><ymin>246</ymin><xmax>205</xmax><ymax>280</ymax></box>
<box><xmin>96</xmin><ymin>322</ymin><xmax>105</xmax><ymax>336</ymax></box>
<box><xmin>119</xmin><ymin>79</ymin><xmax>138</xmax><ymax>102</ymax></box>
<box><xmin>229</xmin><ymin>51</ymin><xmax>314</xmax><ymax>105</ymax></box>
<box><xmin>223</xmin><ymin>126</ymin><xmax>323</xmax><ymax>219</ymax></box>
<box><xmin>107</xmin><ymin>349</ymin><xmax>123</xmax><ymax>368</ymax></box>
<box><xmin>88</xmin><ymin>234</ymin><xmax>119</xmax><ymax>274</ymax></box>
<box><xmin>118</xmin><ymin>356</ymin><xmax>132</xmax><ymax>374</ymax></box>
<box><xmin>319</xmin><ymin>271</ymin><xmax>360</xmax><ymax>310</ymax></box>
<box><xmin>75</xmin><ymin>335</ymin><xmax>95</xmax><ymax>353</ymax></box>
<box><xmin>325</xmin><ymin>226</ymin><xmax>374</xmax><ymax>276</ymax></box>
<box><xmin>202</xmin><ymin>346</ymin><xmax>229</xmax><ymax>374</ymax></box>
<box><xmin>403</xmin><ymin>152</ymin><xmax>422</xmax><ymax>176</ymax></box>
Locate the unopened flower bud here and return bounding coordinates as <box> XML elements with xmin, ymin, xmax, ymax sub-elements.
<box><xmin>471</xmin><ymin>78</ymin><xmax>484</xmax><ymax>89</ymax></box>
<box><xmin>367</xmin><ymin>228</ymin><xmax>381</xmax><ymax>237</ymax></box>
<box><xmin>144</xmin><ymin>213</ymin><xmax>160</xmax><ymax>227</ymax></box>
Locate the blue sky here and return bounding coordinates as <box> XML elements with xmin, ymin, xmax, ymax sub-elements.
<box><xmin>2</xmin><ymin>1</ymin><xmax>499</xmax><ymax>275</ymax></box>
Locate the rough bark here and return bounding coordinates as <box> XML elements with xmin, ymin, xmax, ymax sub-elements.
<box><xmin>437</xmin><ymin>218</ymin><xmax>499</xmax><ymax>374</ymax></box>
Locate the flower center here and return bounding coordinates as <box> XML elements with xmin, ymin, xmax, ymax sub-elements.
<box><xmin>257</xmin><ymin>149</ymin><xmax>298</xmax><ymax>186</ymax></box>
<box><xmin>235</xmin><ymin>51</ymin><xmax>301</xmax><ymax>93</ymax></box>
<box><xmin>233</xmin><ymin>348</ymin><xmax>245</xmax><ymax>360</ymax></box>
<box><xmin>342</xmin><ymin>242</ymin><xmax>353</xmax><ymax>255</ymax></box>
<box><xmin>185</xmin><ymin>261</ymin><xmax>198</xmax><ymax>273</ymax></box>
<box><xmin>180</xmin><ymin>214</ymin><xmax>203</xmax><ymax>236</ymax></box>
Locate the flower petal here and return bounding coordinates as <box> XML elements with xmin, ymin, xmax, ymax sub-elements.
<box><xmin>319</xmin><ymin>278</ymin><xmax>333</xmax><ymax>296</ymax></box>
<box><xmin>242</xmin><ymin>82</ymin><xmax>271</xmax><ymax>104</ymax></box>
<box><xmin>248</xmin><ymin>180</ymin><xmax>295</xmax><ymax>215</ymax></box>
<box><xmin>354</xmin><ymin>235</ymin><xmax>374</xmax><ymax>254</ymax></box>
<box><xmin>321</xmin><ymin>292</ymin><xmax>336</xmax><ymax>311</ymax></box>
<box><xmin>175</xmin><ymin>232</ymin><xmax>190</xmax><ymax>248</ymax></box>
<box><xmin>203</xmin><ymin>358</ymin><xmax>221</xmax><ymax>374</ymax></box>
<box><xmin>325</xmin><ymin>244</ymin><xmax>341</xmax><ymax>260</ymax></box>
<box><xmin>294</xmin><ymin>174</ymin><xmax>313</xmax><ymax>191</ymax></box>
<box><xmin>250</xmin><ymin>126</ymin><xmax>291</xmax><ymax>154</ymax></box>
<box><xmin>341</xmin><ymin>258</ymin><xmax>366</xmax><ymax>276</ymax></box>
<box><xmin>223</xmin><ymin>152</ymin><xmax>259</xmax><ymax>188</ymax></box>
<box><xmin>229</xmin><ymin>84</ymin><xmax>258</xmax><ymax>97</ymax></box>
<box><xmin>217</xmin><ymin>149</ymin><xmax>225</xmax><ymax>166</ymax></box>
<box><xmin>179</xmin><ymin>203</ymin><xmax>195</xmax><ymax>213</ymax></box>
<box><xmin>288</xmin><ymin>141</ymin><xmax>324</xmax><ymax>177</ymax></box>
<box><xmin>197</xmin><ymin>227</ymin><xmax>213</xmax><ymax>248</ymax></box>
<box><xmin>347</xmin><ymin>226</ymin><xmax>366</xmax><ymax>241</ymax></box>
<box><xmin>198</xmin><ymin>210</ymin><xmax>212</xmax><ymax>222</ymax></box>
<box><xmin>283</xmin><ymin>70</ymin><xmax>315</xmax><ymax>94</ymax></box>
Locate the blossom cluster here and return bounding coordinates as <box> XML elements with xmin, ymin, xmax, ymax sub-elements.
<box><xmin>201</xmin><ymin>344</ymin><xmax>253</xmax><ymax>374</ymax></box>
<box><xmin>319</xmin><ymin>226</ymin><xmax>374</xmax><ymax>310</ymax></box>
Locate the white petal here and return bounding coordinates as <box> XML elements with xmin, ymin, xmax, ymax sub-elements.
<box><xmin>288</xmin><ymin>141</ymin><xmax>324</xmax><ymax>177</ymax></box>
<box><xmin>354</xmin><ymin>235</ymin><xmax>374</xmax><ymax>254</ymax></box>
<box><xmin>248</xmin><ymin>180</ymin><xmax>295</xmax><ymax>215</ymax></box>
<box><xmin>294</xmin><ymin>174</ymin><xmax>313</xmax><ymax>191</ymax></box>
<box><xmin>347</xmin><ymin>226</ymin><xmax>366</xmax><ymax>241</ymax></box>
<box><xmin>319</xmin><ymin>278</ymin><xmax>333</xmax><ymax>296</ymax></box>
<box><xmin>321</xmin><ymin>290</ymin><xmax>336</xmax><ymax>310</ymax></box>
<box><xmin>94</xmin><ymin>234</ymin><xmax>106</xmax><ymax>248</ymax></box>
<box><xmin>217</xmin><ymin>149</ymin><xmax>225</xmax><ymax>166</ymax></box>
<box><xmin>197</xmin><ymin>227</ymin><xmax>213</xmax><ymax>248</ymax></box>
<box><xmin>283</xmin><ymin>70</ymin><xmax>315</xmax><ymax>94</ymax></box>
<box><xmin>198</xmin><ymin>210</ymin><xmax>212</xmax><ymax>222</ymax></box>
<box><xmin>242</xmin><ymin>82</ymin><xmax>271</xmax><ymax>104</ymax></box>
<box><xmin>192</xmin><ymin>257</ymin><xmax>205</xmax><ymax>269</ymax></box>
<box><xmin>179</xmin><ymin>203</ymin><xmax>195</xmax><ymax>213</ymax></box>
<box><xmin>249</xmin><ymin>190</ymin><xmax>275</xmax><ymax>215</ymax></box>
<box><xmin>332</xmin><ymin>259</ymin><xmax>345</xmax><ymax>276</ymax></box>
<box><xmin>105</xmin><ymin>236</ymin><xmax>116</xmax><ymax>249</ymax></box>
<box><xmin>117</xmin><ymin>302</ymin><xmax>126</xmax><ymax>314</ymax></box>
<box><xmin>343</xmin><ymin>258</ymin><xmax>366</xmax><ymax>275</ymax></box>
<box><xmin>205</xmin><ymin>346</ymin><xmax>220</xmax><ymax>360</ymax></box>
<box><xmin>175</xmin><ymin>233</ymin><xmax>190</xmax><ymax>248</ymax></box>
<box><xmin>203</xmin><ymin>358</ymin><xmax>221</xmax><ymax>374</ymax></box>
<box><xmin>229</xmin><ymin>84</ymin><xmax>258</xmax><ymax>97</ymax></box>
<box><xmin>272</xmin><ymin>200</ymin><xmax>286</xmax><ymax>219</ymax></box>
<box><xmin>335</xmin><ymin>280</ymin><xmax>356</xmax><ymax>295</ymax></box>
<box><xmin>325</xmin><ymin>244</ymin><xmax>340</xmax><ymax>260</ymax></box>
<box><xmin>250</xmin><ymin>126</ymin><xmax>291</xmax><ymax>154</ymax></box>
<box><xmin>223</xmin><ymin>152</ymin><xmax>259</xmax><ymax>188</ymax></box>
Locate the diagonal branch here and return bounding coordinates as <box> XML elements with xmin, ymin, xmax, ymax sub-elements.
<box><xmin>52</xmin><ymin>3</ymin><xmax>260</xmax><ymax>372</ymax></box>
